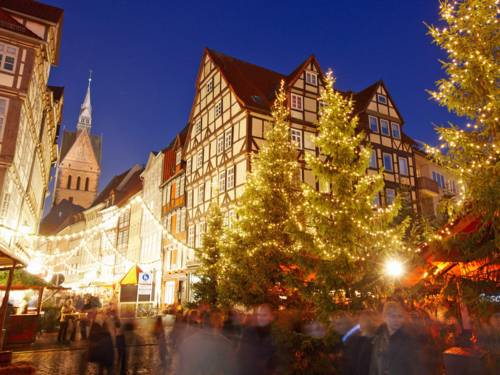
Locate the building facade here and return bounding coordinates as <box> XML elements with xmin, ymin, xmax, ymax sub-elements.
<box><xmin>53</xmin><ymin>78</ymin><xmax>102</xmax><ymax>209</ymax></box>
<box><xmin>0</xmin><ymin>0</ymin><xmax>63</xmax><ymax>262</ymax></box>
<box><xmin>415</xmin><ymin>149</ymin><xmax>459</xmax><ymax>218</ymax></box>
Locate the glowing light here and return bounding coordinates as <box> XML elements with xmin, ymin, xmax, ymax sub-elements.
<box><xmin>27</xmin><ymin>257</ymin><xmax>43</xmax><ymax>275</ymax></box>
<box><xmin>384</xmin><ymin>259</ymin><xmax>405</xmax><ymax>278</ymax></box>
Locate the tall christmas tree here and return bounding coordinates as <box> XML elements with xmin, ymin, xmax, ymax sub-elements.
<box><xmin>303</xmin><ymin>71</ymin><xmax>410</xmax><ymax>308</ymax></box>
<box><xmin>426</xmin><ymin>0</ymin><xmax>499</xmax><ymax>240</ymax></box>
<box><xmin>193</xmin><ymin>201</ymin><xmax>224</xmax><ymax>306</ymax></box>
<box><xmin>218</xmin><ymin>82</ymin><xmax>307</xmax><ymax>308</ymax></box>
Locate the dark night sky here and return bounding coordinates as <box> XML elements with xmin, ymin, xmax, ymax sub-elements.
<box><xmin>44</xmin><ymin>0</ymin><xmax>459</xmax><ymax>190</ymax></box>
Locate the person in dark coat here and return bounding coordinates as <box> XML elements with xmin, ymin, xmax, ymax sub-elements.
<box><xmin>88</xmin><ymin>316</ymin><xmax>114</xmax><ymax>375</ymax></box>
<box><xmin>238</xmin><ymin>304</ymin><xmax>277</xmax><ymax>375</ymax></box>
<box><xmin>370</xmin><ymin>301</ymin><xmax>422</xmax><ymax>375</ymax></box>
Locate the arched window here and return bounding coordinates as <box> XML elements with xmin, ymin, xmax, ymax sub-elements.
<box><xmin>85</xmin><ymin>177</ymin><xmax>89</xmax><ymax>191</ymax></box>
<box><xmin>76</xmin><ymin>176</ymin><xmax>81</xmax><ymax>190</ymax></box>
<box><xmin>66</xmin><ymin>175</ymin><xmax>72</xmax><ymax>189</ymax></box>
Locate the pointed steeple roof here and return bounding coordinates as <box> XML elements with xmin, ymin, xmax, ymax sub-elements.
<box><xmin>77</xmin><ymin>71</ymin><xmax>92</xmax><ymax>132</ymax></box>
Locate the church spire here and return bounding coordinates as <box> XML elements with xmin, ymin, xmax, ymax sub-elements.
<box><xmin>77</xmin><ymin>70</ymin><xmax>92</xmax><ymax>132</ymax></box>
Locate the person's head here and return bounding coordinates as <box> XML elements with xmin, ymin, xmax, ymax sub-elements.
<box><xmin>65</xmin><ymin>299</ymin><xmax>73</xmax><ymax>307</ymax></box>
<box><xmin>255</xmin><ymin>304</ymin><xmax>274</xmax><ymax>327</ymax></box>
<box><xmin>383</xmin><ymin>301</ymin><xmax>406</xmax><ymax>335</ymax></box>
<box><xmin>330</xmin><ymin>311</ymin><xmax>354</xmax><ymax>335</ymax></box>
<box><xmin>489</xmin><ymin>312</ymin><xmax>500</xmax><ymax>330</ymax></box>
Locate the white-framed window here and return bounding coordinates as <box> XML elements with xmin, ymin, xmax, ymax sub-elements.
<box><xmin>188</xmin><ymin>225</ymin><xmax>194</xmax><ymax>247</ymax></box>
<box><xmin>176</xmin><ymin>211</ymin><xmax>182</xmax><ymax>233</ymax></box>
<box><xmin>0</xmin><ymin>98</ymin><xmax>9</xmax><ymax>141</ymax></box>
<box><xmin>217</xmin><ymin>135</ymin><xmax>224</xmax><ymax>154</ymax></box>
<box><xmin>369</xmin><ymin>116</ymin><xmax>379</xmax><ymax>133</ymax></box>
<box><xmin>195</xmin><ymin>119</ymin><xmax>202</xmax><ymax>135</ymax></box>
<box><xmin>195</xmin><ymin>222</ymin><xmax>205</xmax><ymax>248</ymax></box>
<box><xmin>197</xmin><ymin>150</ymin><xmax>203</xmax><ymax>169</ymax></box>
<box><xmin>386</xmin><ymin>188</ymin><xmax>396</xmax><ymax>205</ymax></box>
<box><xmin>399</xmin><ymin>157</ymin><xmax>409</xmax><ymax>176</ymax></box>
<box><xmin>0</xmin><ymin>192</ymin><xmax>10</xmax><ymax>218</ymax></box>
<box><xmin>291</xmin><ymin>94</ymin><xmax>303</xmax><ymax>110</ymax></box>
<box><xmin>391</xmin><ymin>122</ymin><xmax>401</xmax><ymax>139</ymax></box>
<box><xmin>178</xmin><ymin>176</ymin><xmax>184</xmax><ymax>196</ymax></box>
<box><xmin>383</xmin><ymin>153</ymin><xmax>393</xmax><ymax>172</ymax></box>
<box><xmin>180</xmin><ymin>208</ymin><xmax>186</xmax><ymax>231</ymax></box>
<box><xmin>215</xmin><ymin>101</ymin><xmax>222</xmax><ymax>117</ymax></box>
<box><xmin>198</xmin><ymin>183</ymin><xmax>205</xmax><ymax>203</ymax></box>
<box><xmin>372</xmin><ymin>194</ymin><xmax>380</xmax><ymax>207</ymax></box>
<box><xmin>225</xmin><ymin>209</ymin><xmax>235</xmax><ymax>228</ymax></box>
<box><xmin>377</xmin><ymin>94</ymin><xmax>387</xmax><ymax>104</ymax></box>
<box><xmin>175</xmin><ymin>149</ymin><xmax>182</xmax><ymax>165</ymax></box>
<box><xmin>206</xmin><ymin>79</ymin><xmax>213</xmax><ymax>93</ymax></box>
<box><xmin>219</xmin><ymin>171</ymin><xmax>226</xmax><ymax>192</ymax></box>
<box><xmin>432</xmin><ymin>171</ymin><xmax>446</xmax><ymax>189</ymax></box>
<box><xmin>226</xmin><ymin>166</ymin><xmax>235</xmax><ymax>189</ymax></box>
<box><xmin>305</xmin><ymin>71</ymin><xmax>317</xmax><ymax>86</ymax></box>
<box><xmin>369</xmin><ymin>150</ymin><xmax>378</xmax><ymax>169</ymax></box>
<box><xmin>186</xmin><ymin>158</ymin><xmax>192</xmax><ymax>174</ymax></box>
<box><xmin>224</xmin><ymin>130</ymin><xmax>232</xmax><ymax>150</ymax></box>
<box><xmin>0</xmin><ymin>44</ymin><xmax>17</xmax><ymax>72</ymax></box>
<box><xmin>380</xmin><ymin>119</ymin><xmax>390</xmax><ymax>136</ymax></box>
<box><xmin>291</xmin><ymin>129</ymin><xmax>303</xmax><ymax>149</ymax></box>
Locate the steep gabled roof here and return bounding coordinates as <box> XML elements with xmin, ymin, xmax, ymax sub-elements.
<box><xmin>39</xmin><ymin>199</ymin><xmax>84</xmax><ymax>235</ymax></box>
<box><xmin>0</xmin><ymin>0</ymin><xmax>63</xmax><ymax>24</ymax></box>
<box><xmin>92</xmin><ymin>164</ymin><xmax>144</xmax><ymax>207</ymax></box>
<box><xmin>0</xmin><ymin>8</ymin><xmax>41</xmax><ymax>39</ymax></box>
<box><xmin>352</xmin><ymin>81</ymin><xmax>380</xmax><ymax>115</ymax></box>
<box><xmin>60</xmin><ymin>130</ymin><xmax>102</xmax><ymax>166</ymax></box>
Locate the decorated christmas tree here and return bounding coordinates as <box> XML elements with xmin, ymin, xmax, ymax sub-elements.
<box><xmin>426</xmin><ymin>0</ymin><xmax>499</xmax><ymax>239</ymax></box>
<box><xmin>218</xmin><ymin>82</ymin><xmax>308</xmax><ymax>308</ymax></box>
<box><xmin>303</xmin><ymin>71</ymin><xmax>410</xmax><ymax>309</ymax></box>
<box><xmin>192</xmin><ymin>200</ymin><xmax>224</xmax><ymax>306</ymax></box>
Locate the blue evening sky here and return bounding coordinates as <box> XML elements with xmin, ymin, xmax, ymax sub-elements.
<box><xmin>45</xmin><ymin>0</ymin><xmax>459</xmax><ymax>189</ymax></box>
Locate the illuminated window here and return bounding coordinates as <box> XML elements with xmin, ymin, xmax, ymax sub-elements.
<box><xmin>391</xmin><ymin>123</ymin><xmax>401</xmax><ymax>139</ymax></box>
<box><xmin>198</xmin><ymin>183</ymin><xmax>204</xmax><ymax>203</ymax></box>
<box><xmin>399</xmin><ymin>157</ymin><xmax>408</xmax><ymax>176</ymax></box>
<box><xmin>188</xmin><ymin>226</ymin><xmax>194</xmax><ymax>247</ymax></box>
<box><xmin>195</xmin><ymin>119</ymin><xmax>202</xmax><ymax>135</ymax></box>
<box><xmin>176</xmin><ymin>149</ymin><xmax>182</xmax><ymax>165</ymax></box>
<box><xmin>291</xmin><ymin>129</ymin><xmax>302</xmax><ymax>149</ymax></box>
<box><xmin>372</xmin><ymin>194</ymin><xmax>380</xmax><ymax>207</ymax></box>
<box><xmin>380</xmin><ymin>119</ymin><xmax>390</xmax><ymax>136</ymax></box>
<box><xmin>432</xmin><ymin>171</ymin><xmax>446</xmax><ymax>189</ymax></box>
<box><xmin>369</xmin><ymin>116</ymin><xmax>379</xmax><ymax>133</ymax></box>
<box><xmin>197</xmin><ymin>151</ymin><xmax>203</xmax><ymax>169</ymax></box>
<box><xmin>291</xmin><ymin>94</ymin><xmax>303</xmax><ymax>110</ymax></box>
<box><xmin>383</xmin><ymin>153</ymin><xmax>393</xmax><ymax>172</ymax></box>
<box><xmin>305</xmin><ymin>71</ymin><xmax>317</xmax><ymax>86</ymax></box>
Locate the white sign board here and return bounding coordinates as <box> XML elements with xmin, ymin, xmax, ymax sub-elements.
<box><xmin>138</xmin><ymin>272</ymin><xmax>153</xmax><ymax>295</ymax></box>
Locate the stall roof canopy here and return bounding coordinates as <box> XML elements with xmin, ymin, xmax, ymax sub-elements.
<box><xmin>0</xmin><ymin>269</ymin><xmax>52</xmax><ymax>289</ymax></box>
<box><xmin>120</xmin><ymin>265</ymin><xmax>143</xmax><ymax>285</ymax></box>
<box><xmin>0</xmin><ymin>244</ymin><xmax>26</xmax><ymax>270</ymax></box>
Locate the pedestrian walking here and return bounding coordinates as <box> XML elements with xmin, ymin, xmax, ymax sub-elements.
<box><xmin>88</xmin><ymin>314</ymin><xmax>115</xmax><ymax>375</ymax></box>
<box><xmin>57</xmin><ymin>299</ymin><xmax>75</xmax><ymax>343</ymax></box>
<box><xmin>153</xmin><ymin>316</ymin><xmax>169</xmax><ymax>372</ymax></box>
<box><xmin>369</xmin><ymin>301</ymin><xmax>423</xmax><ymax>375</ymax></box>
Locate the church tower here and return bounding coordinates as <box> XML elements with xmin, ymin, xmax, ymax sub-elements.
<box><xmin>53</xmin><ymin>74</ymin><xmax>102</xmax><ymax>208</ymax></box>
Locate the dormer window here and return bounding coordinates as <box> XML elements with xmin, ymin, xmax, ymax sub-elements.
<box><xmin>377</xmin><ymin>94</ymin><xmax>387</xmax><ymax>104</ymax></box>
<box><xmin>305</xmin><ymin>71</ymin><xmax>317</xmax><ymax>86</ymax></box>
<box><xmin>291</xmin><ymin>94</ymin><xmax>303</xmax><ymax>110</ymax></box>
<box><xmin>175</xmin><ymin>149</ymin><xmax>182</xmax><ymax>165</ymax></box>
<box><xmin>215</xmin><ymin>101</ymin><xmax>222</xmax><ymax>117</ymax></box>
<box><xmin>206</xmin><ymin>79</ymin><xmax>213</xmax><ymax>93</ymax></box>
<box><xmin>0</xmin><ymin>44</ymin><xmax>17</xmax><ymax>72</ymax></box>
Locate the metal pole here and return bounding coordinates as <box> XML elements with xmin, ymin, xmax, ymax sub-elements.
<box><xmin>0</xmin><ymin>262</ymin><xmax>16</xmax><ymax>350</ymax></box>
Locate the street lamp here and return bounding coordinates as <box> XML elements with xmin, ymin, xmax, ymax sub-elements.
<box><xmin>384</xmin><ymin>259</ymin><xmax>405</xmax><ymax>278</ymax></box>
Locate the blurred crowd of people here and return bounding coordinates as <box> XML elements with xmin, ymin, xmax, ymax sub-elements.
<box><xmin>51</xmin><ymin>296</ymin><xmax>500</xmax><ymax>374</ymax></box>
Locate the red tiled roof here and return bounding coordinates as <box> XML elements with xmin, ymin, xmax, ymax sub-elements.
<box><xmin>0</xmin><ymin>8</ymin><xmax>41</xmax><ymax>39</ymax></box>
<box><xmin>0</xmin><ymin>0</ymin><xmax>63</xmax><ymax>24</ymax></box>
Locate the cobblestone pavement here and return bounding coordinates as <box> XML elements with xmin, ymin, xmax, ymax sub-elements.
<box><xmin>12</xmin><ymin>343</ymin><xmax>168</xmax><ymax>375</ymax></box>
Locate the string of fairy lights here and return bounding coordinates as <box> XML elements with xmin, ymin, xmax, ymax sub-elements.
<box><xmin>0</xmin><ymin>195</ymin><xmax>191</xmax><ymax>280</ymax></box>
